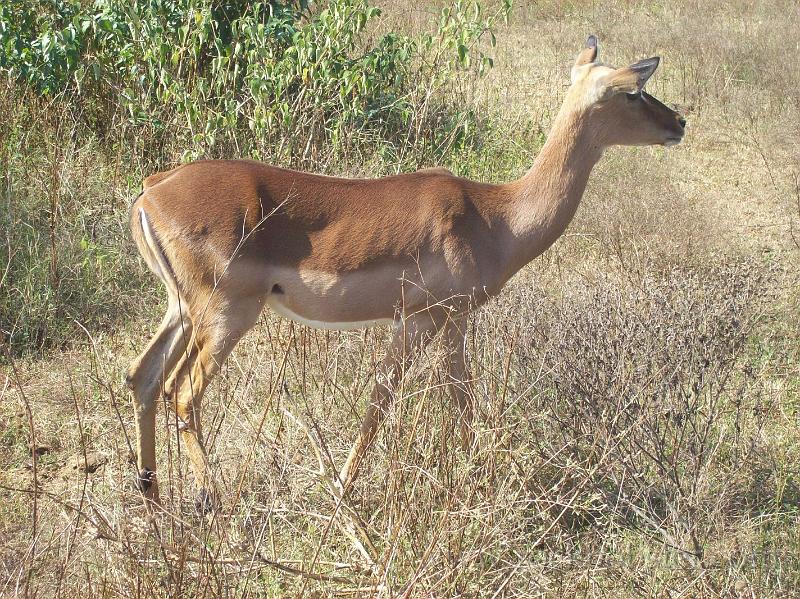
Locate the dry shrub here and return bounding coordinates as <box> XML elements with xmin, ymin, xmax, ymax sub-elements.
<box><xmin>476</xmin><ymin>257</ymin><xmax>779</xmax><ymax>591</ymax></box>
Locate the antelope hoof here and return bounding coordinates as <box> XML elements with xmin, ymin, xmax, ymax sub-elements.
<box><xmin>135</xmin><ymin>468</ymin><xmax>156</xmax><ymax>493</ymax></box>
<box><xmin>195</xmin><ymin>488</ymin><xmax>215</xmax><ymax>514</ymax></box>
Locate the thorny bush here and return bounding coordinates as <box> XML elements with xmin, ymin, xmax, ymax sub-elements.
<box><xmin>489</xmin><ymin>259</ymin><xmax>776</xmax><ymax>568</ymax></box>
<box><xmin>0</xmin><ymin>0</ymin><xmax>510</xmax><ymax>163</ymax></box>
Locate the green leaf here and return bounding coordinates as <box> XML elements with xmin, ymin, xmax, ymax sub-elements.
<box><xmin>457</xmin><ymin>43</ymin><xmax>468</xmax><ymax>65</ymax></box>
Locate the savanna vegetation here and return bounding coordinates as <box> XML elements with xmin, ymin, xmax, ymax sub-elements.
<box><xmin>1</xmin><ymin>0</ymin><xmax>799</xmax><ymax>596</ymax></box>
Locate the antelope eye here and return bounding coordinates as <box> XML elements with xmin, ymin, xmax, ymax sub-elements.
<box><xmin>626</xmin><ymin>92</ymin><xmax>641</xmax><ymax>101</ymax></box>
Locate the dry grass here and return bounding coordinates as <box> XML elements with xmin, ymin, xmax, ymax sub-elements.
<box><xmin>2</xmin><ymin>0</ymin><xmax>800</xmax><ymax>597</ymax></box>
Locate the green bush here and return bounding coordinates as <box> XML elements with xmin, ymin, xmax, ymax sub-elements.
<box><xmin>1</xmin><ymin>0</ymin><xmax>510</xmax><ymax>161</ymax></box>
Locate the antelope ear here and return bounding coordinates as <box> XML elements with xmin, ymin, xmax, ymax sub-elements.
<box><xmin>571</xmin><ymin>35</ymin><xmax>598</xmax><ymax>83</ymax></box>
<box><xmin>598</xmin><ymin>56</ymin><xmax>660</xmax><ymax>97</ymax></box>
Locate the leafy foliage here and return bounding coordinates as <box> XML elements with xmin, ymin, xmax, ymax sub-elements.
<box><xmin>0</xmin><ymin>0</ymin><xmax>510</xmax><ymax>162</ymax></box>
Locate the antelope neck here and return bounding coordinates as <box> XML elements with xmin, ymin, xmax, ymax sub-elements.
<box><xmin>501</xmin><ymin>105</ymin><xmax>604</xmax><ymax>275</ymax></box>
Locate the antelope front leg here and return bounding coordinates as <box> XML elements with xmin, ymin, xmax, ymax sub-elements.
<box><xmin>338</xmin><ymin>312</ymin><xmax>441</xmax><ymax>490</ymax></box>
<box><xmin>442</xmin><ymin>314</ymin><xmax>476</xmax><ymax>451</ymax></box>
<box><xmin>337</xmin><ymin>355</ymin><xmax>403</xmax><ymax>491</ymax></box>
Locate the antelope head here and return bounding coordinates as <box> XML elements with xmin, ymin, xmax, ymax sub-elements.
<box><xmin>567</xmin><ymin>35</ymin><xmax>686</xmax><ymax>147</ymax></box>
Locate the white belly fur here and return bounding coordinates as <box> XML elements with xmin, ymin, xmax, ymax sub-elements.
<box><xmin>265</xmin><ymin>295</ymin><xmax>394</xmax><ymax>331</ymax></box>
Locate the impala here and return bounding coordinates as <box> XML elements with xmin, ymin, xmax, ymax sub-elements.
<box><xmin>126</xmin><ymin>36</ymin><xmax>685</xmax><ymax>509</ymax></box>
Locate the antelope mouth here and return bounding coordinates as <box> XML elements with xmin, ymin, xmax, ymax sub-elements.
<box><xmin>663</xmin><ymin>136</ymin><xmax>683</xmax><ymax>147</ymax></box>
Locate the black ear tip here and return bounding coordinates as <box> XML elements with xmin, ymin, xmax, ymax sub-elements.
<box><xmin>645</xmin><ymin>56</ymin><xmax>660</xmax><ymax>68</ymax></box>
<box><xmin>632</xmin><ymin>56</ymin><xmax>661</xmax><ymax>71</ymax></box>
<box><xmin>587</xmin><ymin>34</ymin><xmax>598</xmax><ymax>48</ymax></box>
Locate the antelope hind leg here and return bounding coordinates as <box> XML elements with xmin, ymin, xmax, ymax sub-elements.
<box><xmin>126</xmin><ymin>301</ymin><xmax>192</xmax><ymax>503</ymax></box>
<box><xmin>165</xmin><ymin>295</ymin><xmax>263</xmax><ymax>513</ymax></box>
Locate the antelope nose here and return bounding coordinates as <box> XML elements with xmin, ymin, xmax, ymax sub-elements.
<box><xmin>678</xmin><ymin>117</ymin><xmax>687</xmax><ymax>128</ymax></box>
